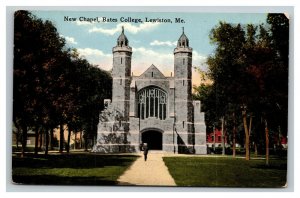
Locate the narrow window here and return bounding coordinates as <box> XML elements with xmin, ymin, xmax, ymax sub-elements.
<box><xmin>155</xmin><ymin>98</ymin><xmax>158</xmax><ymax>118</ymax></box>
<box><xmin>182</xmin><ymin>80</ymin><xmax>185</xmax><ymax>86</ymax></box>
<box><xmin>183</xmin><ymin>58</ymin><xmax>185</xmax><ymax>65</ymax></box>
<box><xmin>121</xmin><ymin>57</ymin><xmax>122</xmax><ymax>64</ymax></box>
<box><xmin>141</xmin><ymin>104</ymin><xmax>145</xmax><ymax>119</ymax></box>
<box><xmin>120</xmin><ymin>78</ymin><xmax>122</xmax><ymax>85</ymax></box>
<box><xmin>163</xmin><ymin>104</ymin><xmax>166</xmax><ymax>120</ymax></box>
<box><xmin>159</xmin><ymin>104</ymin><xmax>162</xmax><ymax>119</ymax></box>
<box><xmin>150</xmin><ymin>97</ymin><xmax>154</xmax><ymax>117</ymax></box>
<box><xmin>183</xmin><ymin>121</ymin><xmax>185</xmax><ymax>128</ymax></box>
<box><xmin>146</xmin><ymin>97</ymin><xmax>149</xmax><ymax>118</ymax></box>
<box><xmin>152</xmin><ymin>72</ymin><xmax>154</xmax><ymax>78</ymax></box>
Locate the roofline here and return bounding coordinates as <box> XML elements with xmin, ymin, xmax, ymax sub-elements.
<box><xmin>138</xmin><ymin>64</ymin><xmax>166</xmax><ymax>78</ymax></box>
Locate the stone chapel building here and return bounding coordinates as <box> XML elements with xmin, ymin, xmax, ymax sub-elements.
<box><xmin>92</xmin><ymin>27</ymin><xmax>207</xmax><ymax>154</ymax></box>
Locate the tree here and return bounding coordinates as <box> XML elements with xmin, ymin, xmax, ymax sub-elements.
<box><xmin>206</xmin><ymin>22</ymin><xmax>256</xmax><ymax>159</ymax></box>
<box><xmin>14</xmin><ymin>10</ymin><xmax>65</xmax><ymax>156</ymax></box>
<box><xmin>13</xmin><ymin>11</ymin><xmax>113</xmax><ymax>156</ymax></box>
<box><xmin>242</xmin><ymin>15</ymin><xmax>288</xmax><ymax>165</ymax></box>
<box><xmin>78</xmin><ymin>64</ymin><xmax>112</xmax><ymax>151</ymax></box>
<box><xmin>195</xmin><ymin>15</ymin><xmax>288</xmax><ymax>163</ymax></box>
<box><xmin>193</xmin><ymin>83</ymin><xmax>216</xmax><ymax>131</ymax></box>
<box><xmin>265</xmin><ymin>14</ymin><xmax>289</xmax><ymax>143</ymax></box>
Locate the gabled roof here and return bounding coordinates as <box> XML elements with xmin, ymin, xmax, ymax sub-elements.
<box><xmin>139</xmin><ymin>64</ymin><xmax>166</xmax><ymax>79</ymax></box>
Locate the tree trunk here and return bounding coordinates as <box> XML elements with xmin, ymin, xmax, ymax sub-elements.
<box><xmin>34</xmin><ymin>126</ymin><xmax>39</xmax><ymax>155</ymax></box>
<box><xmin>84</xmin><ymin>136</ymin><xmax>88</xmax><ymax>151</ymax></box>
<box><xmin>242</xmin><ymin>108</ymin><xmax>250</xmax><ymax>160</ymax></box>
<box><xmin>50</xmin><ymin>128</ymin><xmax>54</xmax><ymax>150</ymax></box>
<box><xmin>249</xmin><ymin>115</ymin><xmax>253</xmax><ymax>137</ymax></box>
<box><xmin>73</xmin><ymin>131</ymin><xmax>77</xmax><ymax>150</ymax></box>
<box><xmin>249</xmin><ymin>114</ymin><xmax>253</xmax><ymax>152</ymax></box>
<box><xmin>254</xmin><ymin>142</ymin><xmax>258</xmax><ymax>157</ymax></box>
<box><xmin>221</xmin><ymin>116</ymin><xmax>225</xmax><ymax>155</ymax></box>
<box><xmin>213</xmin><ymin>126</ymin><xmax>216</xmax><ymax>152</ymax></box>
<box><xmin>16</xmin><ymin>127</ymin><xmax>20</xmax><ymax>149</ymax></box>
<box><xmin>59</xmin><ymin>124</ymin><xmax>64</xmax><ymax>153</ymax></box>
<box><xmin>277</xmin><ymin>126</ymin><xmax>281</xmax><ymax>148</ymax></box>
<box><xmin>265</xmin><ymin>119</ymin><xmax>269</xmax><ymax>166</ymax></box>
<box><xmin>66</xmin><ymin>126</ymin><xmax>71</xmax><ymax>153</ymax></box>
<box><xmin>232</xmin><ymin>112</ymin><xmax>236</xmax><ymax>157</ymax></box>
<box><xmin>39</xmin><ymin>130</ymin><xmax>43</xmax><ymax>149</ymax></box>
<box><xmin>80</xmin><ymin>131</ymin><xmax>83</xmax><ymax>149</ymax></box>
<box><xmin>16</xmin><ymin>133</ymin><xmax>19</xmax><ymax>149</ymax></box>
<box><xmin>45</xmin><ymin>129</ymin><xmax>49</xmax><ymax>156</ymax></box>
<box><xmin>21</xmin><ymin>124</ymin><xmax>28</xmax><ymax>158</ymax></box>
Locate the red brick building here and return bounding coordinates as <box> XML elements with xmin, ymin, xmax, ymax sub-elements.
<box><xmin>206</xmin><ymin>128</ymin><xmax>229</xmax><ymax>148</ymax></box>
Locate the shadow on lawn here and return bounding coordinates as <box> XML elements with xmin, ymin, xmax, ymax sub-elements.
<box><xmin>12</xmin><ymin>153</ymin><xmax>137</xmax><ymax>169</ymax></box>
<box><xmin>251</xmin><ymin>163</ymin><xmax>287</xmax><ymax>170</ymax></box>
<box><xmin>12</xmin><ymin>175</ymin><xmax>116</xmax><ymax>186</ymax></box>
<box><xmin>12</xmin><ymin>153</ymin><xmax>139</xmax><ymax>185</ymax></box>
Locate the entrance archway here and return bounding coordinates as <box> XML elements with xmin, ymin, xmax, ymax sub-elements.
<box><xmin>141</xmin><ymin>130</ymin><xmax>163</xmax><ymax>150</ymax></box>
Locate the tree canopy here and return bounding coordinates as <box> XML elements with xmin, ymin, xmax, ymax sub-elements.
<box><xmin>193</xmin><ymin>14</ymin><xmax>289</xmax><ymax>161</ymax></box>
<box><xmin>13</xmin><ymin>10</ymin><xmax>112</xmax><ymax>155</ymax></box>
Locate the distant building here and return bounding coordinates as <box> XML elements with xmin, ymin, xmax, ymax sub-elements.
<box><xmin>206</xmin><ymin>128</ymin><xmax>229</xmax><ymax>148</ymax></box>
<box><xmin>92</xmin><ymin>27</ymin><xmax>207</xmax><ymax>154</ymax></box>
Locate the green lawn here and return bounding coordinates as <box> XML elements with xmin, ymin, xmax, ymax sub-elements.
<box><xmin>163</xmin><ymin>156</ymin><xmax>287</xmax><ymax>187</ymax></box>
<box><xmin>12</xmin><ymin>153</ymin><xmax>138</xmax><ymax>185</ymax></box>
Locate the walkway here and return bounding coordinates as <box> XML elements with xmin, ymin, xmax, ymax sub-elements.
<box><xmin>117</xmin><ymin>152</ymin><xmax>176</xmax><ymax>186</ymax></box>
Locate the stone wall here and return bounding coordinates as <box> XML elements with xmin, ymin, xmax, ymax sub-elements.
<box><xmin>193</xmin><ymin>100</ymin><xmax>207</xmax><ymax>154</ymax></box>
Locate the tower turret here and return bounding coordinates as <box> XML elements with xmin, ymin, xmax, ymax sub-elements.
<box><xmin>112</xmin><ymin>27</ymin><xmax>132</xmax><ymax>120</ymax></box>
<box><xmin>117</xmin><ymin>26</ymin><xmax>129</xmax><ymax>47</ymax></box>
<box><xmin>177</xmin><ymin>27</ymin><xmax>189</xmax><ymax>47</ymax></box>
<box><xmin>174</xmin><ymin>27</ymin><xmax>194</xmax><ymax>153</ymax></box>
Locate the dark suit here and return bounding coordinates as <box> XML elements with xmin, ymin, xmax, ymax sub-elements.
<box><xmin>143</xmin><ymin>145</ymin><xmax>149</xmax><ymax>161</ymax></box>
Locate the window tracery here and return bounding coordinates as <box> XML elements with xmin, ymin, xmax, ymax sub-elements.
<box><xmin>137</xmin><ymin>87</ymin><xmax>167</xmax><ymax>120</ymax></box>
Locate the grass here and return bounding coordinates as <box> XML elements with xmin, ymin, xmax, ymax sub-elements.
<box><xmin>163</xmin><ymin>156</ymin><xmax>287</xmax><ymax>187</ymax></box>
<box><xmin>12</xmin><ymin>153</ymin><xmax>139</xmax><ymax>185</ymax></box>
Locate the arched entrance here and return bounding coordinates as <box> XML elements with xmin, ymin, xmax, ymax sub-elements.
<box><xmin>141</xmin><ymin>130</ymin><xmax>163</xmax><ymax>150</ymax></box>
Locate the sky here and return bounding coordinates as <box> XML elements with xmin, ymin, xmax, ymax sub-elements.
<box><xmin>32</xmin><ymin>11</ymin><xmax>268</xmax><ymax>86</ymax></box>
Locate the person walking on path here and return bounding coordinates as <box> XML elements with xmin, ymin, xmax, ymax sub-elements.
<box><xmin>139</xmin><ymin>143</ymin><xmax>143</xmax><ymax>153</ymax></box>
<box><xmin>143</xmin><ymin>143</ymin><xmax>149</xmax><ymax>161</ymax></box>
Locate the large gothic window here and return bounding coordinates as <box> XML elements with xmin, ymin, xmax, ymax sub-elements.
<box><xmin>137</xmin><ymin>87</ymin><xmax>167</xmax><ymax>120</ymax></box>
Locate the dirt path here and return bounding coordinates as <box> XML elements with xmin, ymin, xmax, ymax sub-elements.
<box><xmin>117</xmin><ymin>152</ymin><xmax>176</xmax><ymax>186</ymax></box>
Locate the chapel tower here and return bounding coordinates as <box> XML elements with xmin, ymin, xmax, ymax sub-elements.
<box><xmin>112</xmin><ymin>27</ymin><xmax>132</xmax><ymax>120</ymax></box>
<box><xmin>174</xmin><ymin>27</ymin><xmax>195</xmax><ymax>153</ymax></box>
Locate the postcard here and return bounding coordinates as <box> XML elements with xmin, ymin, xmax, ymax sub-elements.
<box><xmin>12</xmin><ymin>9</ymin><xmax>289</xmax><ymax>188</ymax></box>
